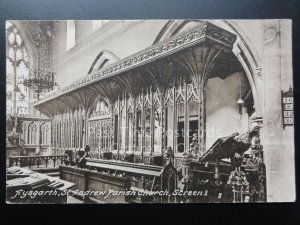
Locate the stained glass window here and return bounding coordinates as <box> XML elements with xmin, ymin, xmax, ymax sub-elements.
<box><xmin>6</xmin><ymin>21</ymin><xmax>29</xmax><ymax>115</ymax></box>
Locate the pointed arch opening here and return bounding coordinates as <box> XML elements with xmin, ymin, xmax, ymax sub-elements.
<box><xmin>88</xmin><ymin>50</ymin><xmax>120</xmax><ymax>74</ymax></box>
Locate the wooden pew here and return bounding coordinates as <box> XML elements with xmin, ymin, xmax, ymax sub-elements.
<box><xmin>59</xmin><ymin>157</ymin><xmax>177</xmax><ymax>203</ymax></box>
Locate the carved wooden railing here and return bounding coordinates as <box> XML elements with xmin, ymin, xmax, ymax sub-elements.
<box><xmin>8</xmin><ymin>155</ymin><xmax>65</xmax><ymax>169</ymax></box>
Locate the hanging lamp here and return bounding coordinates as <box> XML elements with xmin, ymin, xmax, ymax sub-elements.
<box><xmin>237</xmin><ymin>75</ymin><xmax>244</xmax><ymax>115</ymax></box>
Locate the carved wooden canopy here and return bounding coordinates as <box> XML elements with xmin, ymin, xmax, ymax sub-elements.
<box><xmin>33</xmin><ymin>21</ymin><xmax>237</xmax><ymax>117</ymax></box>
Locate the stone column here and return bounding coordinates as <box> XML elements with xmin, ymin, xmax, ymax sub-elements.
<box><xmin>262</xmin><ymin>20</ymin><xmax>295</xmax><ymax>202</ymax></box>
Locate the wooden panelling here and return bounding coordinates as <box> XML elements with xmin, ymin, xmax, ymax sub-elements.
<box><xmin>59</xmin><ymin>165</ymin><xmax>130</xmax><ymax>203</ymax></box>
<box><xmin>134</xmin><ymin>155</ymin><xmax>142</xmax><ymax>164</ymax></box>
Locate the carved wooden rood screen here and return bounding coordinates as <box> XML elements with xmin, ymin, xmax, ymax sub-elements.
<box><xmin>33</xmin><ymin>21</ymin><xmax>266</xmax><ymax>203</ymax></box>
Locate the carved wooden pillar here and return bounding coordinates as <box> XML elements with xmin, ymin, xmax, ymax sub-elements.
<box><xmin>110</xmin><ymin>104</ymin><xmax>114</xmax><ymax>152</ymax></box>
<box><xmin>98</xmin><ymin>121</ymin><xmax>101</xmax><ymax>151</ymax></box>
<box><xmin>125</xmin><ymin>94</ymin><xmax>129</xmax><ymax>153</ymax></box>
<box><xmin>72</xmin><ymin>109</ymin><xmax>76</xmax><ymax>148</ymax></box>
<box><xmin>59</xmin><ymin>117</ymin><xmax>63</xmax><ymax>148</ymax></box>
<box><xmin>117</xmin><ymin>96</ymin><xmax>121</xmax><ymax>158</ymax></box>
<box><xmin>55</xmin><ymin>115</ymin><xmax>58</xmax><ymax>149</ymax></box>
<box><xmin>64</xmin><ymin>113</ymin><xmax>67</xmax><ymax>148</ymax></box>
<box><xmin>79</xmin><ymin>107</ymin><xmax>82</xmax><ymax>148</ymax></box>
<box><xmin>133</xmin><ymin>100</ymin><xmax>138</xmax><ymax>152</ymax></box>
<box><xmin>66</xmin><ymin>112</ymin><xmax>68</xmax><ymax>148</ymax></box>
<box><xmin>82</xmin><ymin>110</ymin><xmax>86</xmax><ymax>147</ymax></box>
<box><xmin>69</xmin><ymin>110</ymin><xmax>72</xmax><ymax>148</ymax></box>
<box><xmin>80</xmin><ymin>107</ymin><xmax>82</xmax><ymax>148</ymax></box>
<box><xmin>163</xmin><ymin>103</ymin><xmax>168</xmax><ymax>151</ymax></box>
<box><xmin>61</xmin><ymin>112</ymin><xmax>66</xmax><ymax>148</ymax></box>
<box><xmin>57</xmin><ymin>117</ymin><xmax>60</xmax><ymax>149</ymax></box>
<box><xmin>82</xmin><ymin>108</ymin><xmax>86</xmax><ymax>148</ymax></box>
<box><xmin>141</xmin><ymin>88</ymin><xmax>145</xmax><ymax>160</ymax></box>
<box><xmin>77</xmin><ymin>108</ymin><xmax>80</xmax><ymax>148</ymax></box>
<box><xmin>184</xmin><ymin>80</ymin><xmax>188</xmax><ymax>153</ymax></box>
<box><xmin>172</xmin><ymin>87</ymin><xmax>177</xmax><ymax>152</ymax></box>
<box><xmin>69</xmin><ymin>112</ymin><xmax>71</xmax><ymax>148</ymax></box>
<box><xmin>65</xmin><ymin>112</ymin><xmax>67</xmax><ymax>148</ymax></box>
<box><xmin>160</xmin><ymin>94</ymin><xmax>165</xmax><ymax>154</ymax></box>
<box><xmin>77</xmin><ymin>109</ymin><xmax>80</xmax><ymax>148</ymax></box>
<box><xmin>150</xmin><ymin>87</ymin><xmax>154</xmax><ymax>154</ymax></box>
<box><xmin>132</xmin><ymin>97</ymin><xmax>136</xmax><ymax>151</ymax></box>
<box><xmin>199</xmin><ymin>86</ymin><xmax>207</xmax><ymax>153</ymax></box>
<box><xmin>60</xmin><ymin>116</ymin><xmax>63</xmax><ymax>148</ymax></box>
<box><xmin>75</xmin><ymin>108</ymin><xmax>78</xmax><ymax>148</ymax></box>
<box><xmin>198</xmin><ymin>85</ymin><xmax>206</xmax><ymax>154</ymax></box>
<box><xmin>84</xmin><ymin>108</ymin><xmax>90</xmax><ymax>147</ymax></box>
<box><xmin>64</xmin><ymin>112</ymin><xmax>67</xmax><ymax>148</ymax></box>
<box><xmin>52</xmin><ymin>114</ymin><xmax>58</xmax><ymax>148</ymax></box>
<box><xmin>71</xmin><ymin>111</ymin><xmax>74</xmax><ymax>148</ymax></box>
<box><xmin>72</xmin><ymin>110</ymin><xmax>74</xmax><ymax>148</ymax></box>
<box><xmin>61</xmin><ymin>114</ymin><xmax>64</xmax><ymax>148</ymax></box>
<box><xmin>66</xmin><ymin>111</ymin><xmax>69</xmax><ymax>148</ymax></box>
<box><xmin>56</xmin><ymin>117</ymin><xmax>58</xmax><ymax>148</ymax></box>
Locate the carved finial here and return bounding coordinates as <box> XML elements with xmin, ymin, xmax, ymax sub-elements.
<box><xmin>164</xmin><ymin>146</ymin><xmax>174</xmax><ymax>160</ymax></box>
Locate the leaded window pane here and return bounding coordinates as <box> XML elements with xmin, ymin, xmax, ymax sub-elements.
<box><xmin>16</xmin><ymin>34</ymin><xmax>22</xmax><ymax>46</ymax></box>
<box><xmin>6</xmin><ymin>23</ymin><xmax>29</xmax><ymax>115</ymax></box>
<box><xmin>8</xmin><ymin>32</ymin><xmax>15</xmax><ymax>44</ymax></box>
<box><xmin>16</xmin><ymin>49</ymin><xmax>22</xmax><ymax>61</ymax></box>
<box><xmin>8</xmin><ymin>47</ymin><xmax>14</xmax><ymax>59</ymax></box>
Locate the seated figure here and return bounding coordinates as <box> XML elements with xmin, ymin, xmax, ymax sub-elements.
<box><xmin>76</xmin><ymin>145</ymin><xmax>90</xmax><ymax>168</ymax></box>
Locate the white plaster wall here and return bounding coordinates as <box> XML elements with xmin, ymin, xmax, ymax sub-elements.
<box><xmin>206</xmin><ymin>72</ymin><xmax>250</xmax><ymax>149</ymax></box>
<box><xmin>52</xmin><ymin>20</ymin><xmax>167</xmax><ymax>87</ymax></box>
<box><xmin>262</xmin><ymin>20</ymin><xmax>295</xmax><ymax>202</ymax></box>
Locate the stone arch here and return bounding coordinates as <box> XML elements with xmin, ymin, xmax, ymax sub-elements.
<box><xmin>28</xmin><ymin>121</ymin><xmax>37</xmax><ymax>144</ymax></box>
<box><xmin>153</xmin><ymin>19</ymin><xmax>262</xmax><ymax>116</ymax></box>
<box><xmin>88</xmin><ymin>50</ymin><xmax>120</xmax><ymax>74</ymax></box>
<box><xmin>40</xmin><ymin>122</ymin><xmax>50</xmax><ymax>144</ymax></box>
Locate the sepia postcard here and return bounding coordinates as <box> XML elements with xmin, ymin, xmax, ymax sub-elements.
<box><xmin>6</xmin><ymin>19</ymin><xmax>295</xmax><ymax>203</ymax></box>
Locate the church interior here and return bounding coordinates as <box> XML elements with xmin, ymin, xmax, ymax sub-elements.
<box><xmin>6</xmin><ymin>20</ymin><xmax>295</xmax><ymax>203</ymax></box>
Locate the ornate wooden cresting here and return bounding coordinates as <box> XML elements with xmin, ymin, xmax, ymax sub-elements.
<box><xmin>33</xmin><ymin>22</ymin><xmax>236</xmax><ymax>106</ymax></box>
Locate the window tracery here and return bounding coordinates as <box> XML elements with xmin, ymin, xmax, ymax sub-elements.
<box><xmin>6</xmin><ymin>22</ymin><xmax>29</xmax><ymax>115</ymax></box>
<box><xmin>41</xmin><ymin>123</ymin><xmax>49</xmax><ymax>144</ymax></box>
<box><xmin>28</xmin><ymin>122</ymin><xmax>37</xmax><ymax>144</ymax></box>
